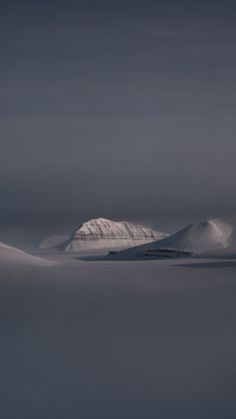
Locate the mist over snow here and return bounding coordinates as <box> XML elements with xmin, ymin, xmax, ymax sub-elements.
<box><xmin>1</xmin><ymin>254</ymin><xmax>236</xmax><ymax>419</ymax></box>
<box><xmin>1</xmin><ymin>0</ymin><xmax>236</xmax><ymax>418</ymax></box>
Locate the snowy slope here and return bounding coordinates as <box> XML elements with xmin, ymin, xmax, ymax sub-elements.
<box><xmin>111</xmin><ymin>219</ymin><xmax>233</xmax><ymax>260</ymax></box>
<box><xmin>152</xmin><ymin>219</ymin><xmax>233</xmax><ymax>254</ymax></box>
<box><xmin>63</xmin><ymin>218</ymin><xmax>167</xmax><ymax>254</ymax></box>
<box><xmin>0</xmin><ymin>242</ymin><xmax>23</xmax><ymax>254</ymax></box>
<box><xmin>0</xmin><ymin>242</ymin><xmax>55</xmax><ymax>270</ymax></box>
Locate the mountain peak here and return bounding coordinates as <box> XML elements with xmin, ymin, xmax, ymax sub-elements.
<box><xmin>64</xmin><ymin>218</ymin><xmax>167</xmax><ymax>253</ymax></box>
<box><xmin>111</xmin><ymin>218</ymin><xmax>234</xmax><ymax>260</ymax></box>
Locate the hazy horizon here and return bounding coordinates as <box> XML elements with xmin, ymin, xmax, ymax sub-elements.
<box><xmin>1</xmin><ymin>4</ymin><xmax>236</xmax><ymax>417</ymax></box>
<box><xmin>1</xmin><ymin>0</ymin><xmax>236</xmax><ymax>231</ymax></box>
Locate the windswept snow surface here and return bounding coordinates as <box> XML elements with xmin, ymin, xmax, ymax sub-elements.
<box><xmin>110</xmin><ymin>219</ymin><xmax>234</xmax><ymax>260</ymax></box>
<box><xmin>0</xmin><ymin>242</ymin><xmax>24</xmax><ymax>254</ymax></box>
<box><xmin>0</xmin><ymin>241</ymin><xmax>55</xmax><ymax>271</ymax></box>
<box><xmin>1</xmin><ymin>256</ymin><xmax>236</xmax><ymax>419</ymax></box>
<box><xmin>63</xmin><ymin>217</ymin><xmax>167</xmax><ymax>254</ymax></box>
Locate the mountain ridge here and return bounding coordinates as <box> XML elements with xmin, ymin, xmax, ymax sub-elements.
<box><xmin>61</xmin><ymin>217</ymin><xmax>167</xmax><ymax>253</ymax></box>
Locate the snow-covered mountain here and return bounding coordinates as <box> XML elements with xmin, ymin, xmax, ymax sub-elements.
<box><xmin>152</xmin><ymin>219</ymin><xmax>233</xmax><ymax>254</ymax></box>
<box><xmin>109</xmin><ymin>219</ymin><xmax>234</xmax><ymax>260</ymax></box>
<box><xmin>62</xmin><ymin>218</ymin><xmax>167</xmax><ymax>254</ymax></box>
<box><xmin>39</xmin><ymin>235</ymin><xmax>70</xmax><ymax>250</ymax></box>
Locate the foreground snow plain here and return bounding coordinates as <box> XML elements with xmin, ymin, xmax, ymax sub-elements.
<box><xmin>1</xmin><ymin>250</ymin><xmax>236</xmax><ymax>419</ymax></box>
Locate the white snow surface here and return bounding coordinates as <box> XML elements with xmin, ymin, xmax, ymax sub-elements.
<box><xmin>0</xmin><ymin>241</ymin><xmax>55</xmax><ymax>269</ymax></box>
<box><xmin>1</xmin><ymin>254</ymin><xmax>236</xmax><ymax>419</ymax></box>
<box><xmin>113</xmin><ymin>219</ymin><xmax>234</xmax><ymax>259</ymax></box>
<box><xmin>0</xmin><ymin>242</ymin><xmax>24</xmax><ymax>253</ymax></box>
<box><xmin>64</xmin><ymin>217</ymin><xmax>167</xmax><ymax>253</ymax></box>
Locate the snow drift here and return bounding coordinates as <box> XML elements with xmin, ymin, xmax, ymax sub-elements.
<box><xmin>0</xmin><ymin>241</ymin><xmax>55</xmax><ymax>270</ymax></box>
<box><xmin>62</xmin><ymin>217</ymin><xmax>167</xmax><ymax>254</ymax></box>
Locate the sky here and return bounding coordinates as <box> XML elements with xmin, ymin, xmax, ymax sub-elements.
<box><xmin>1</xmin><ymin>0</ymin><xmax>236</xmax><ymax>232</ymax></box>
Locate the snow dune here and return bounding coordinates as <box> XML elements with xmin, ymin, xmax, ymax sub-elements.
<box><xmin>0</xmin><ymin>242</ymin><xmax>55</xmax><ymax>271</ymax></box>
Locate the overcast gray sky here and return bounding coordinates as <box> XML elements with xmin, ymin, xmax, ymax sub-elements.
<box><xmin>1</xmin><ymin>0</ymin><xmax>236</xmax><ymax>230</ymax></box>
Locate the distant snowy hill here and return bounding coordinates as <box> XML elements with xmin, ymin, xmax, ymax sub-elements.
<box><xmin>109</xmin><ymin>219</ymin><xmax>234</xmax><ymax>260</ymax></box>
<box><xmin>62</xmin><ymin>218</ymin><xmax>167</xmax><ymax>254</ymax></box>
<box><xmin>151</xmin><ymin>219</ymin><xmax>233</xmax><ymax>254</ymax></box>
<box><xmin>0</xmin><ymin>242</ymin><xmax>55</xmax><ymax>270</ymax></box>
<box><xmin>39</xmin><ymin>235</ymin><xmax>70</xmax><ymax>250</ymax></box>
